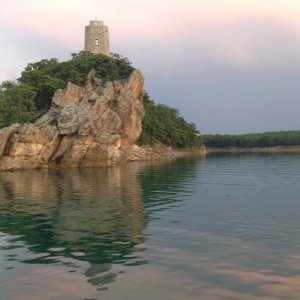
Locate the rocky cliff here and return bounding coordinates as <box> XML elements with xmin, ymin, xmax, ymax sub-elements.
<box><xmin>0</xmin><ymin>70</ymin><xmax>151</xmax><ymax>171</ymax></box>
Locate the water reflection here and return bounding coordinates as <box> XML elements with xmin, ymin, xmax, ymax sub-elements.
<box><xmin>0</xmin><ymin>165</ymin><xmax>146</xmax><ymax>280</ymax></box>
<box><xmin>103</xmin><ymin>153</ymin><xmax>300</xmax><ymax>300</ymax></box>
<box><xmin>0</xmin><ymin>156</ymin><xmax>200</xmax><ymax>299</ymax></box>
<box><xmin>2</xmin><ymin>153</ymin><xmax>300</xmax><ymax>300</ymax></box>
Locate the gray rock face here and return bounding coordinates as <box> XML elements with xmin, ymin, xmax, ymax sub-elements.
<box><xmin>0</xmin><ymin>70</ymin><xmax>146</xmax><ymax>170</ymax></box>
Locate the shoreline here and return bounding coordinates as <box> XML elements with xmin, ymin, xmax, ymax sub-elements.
<box><xmin>205</xmin><ymin>146</ymin><xmax>300</xmax><ymax>154</ymax></box>
<box><xmin>0</xmin><ymin>146</ymin><xmax>206</xmax><ymax>172</ymax></box>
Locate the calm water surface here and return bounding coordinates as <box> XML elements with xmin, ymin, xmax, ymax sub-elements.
<box><xmin>1</xmin><ymin>154</ymin><xmax>300</xmax><ymax>299</ymax></box>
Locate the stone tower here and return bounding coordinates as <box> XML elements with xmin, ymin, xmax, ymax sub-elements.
<box><xmin>84</xmin><ymin>20</ymin><xmax>110</xmax><ymax>56</ymax></box>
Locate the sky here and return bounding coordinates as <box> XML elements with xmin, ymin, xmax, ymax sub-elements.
<box><xmin>1</xmin><ymin>0</ymin><xmax>300</xmax><ymax>134</ymax></box>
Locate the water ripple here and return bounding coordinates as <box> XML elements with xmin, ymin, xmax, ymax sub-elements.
<box><xmin>1</xmin><ymin>154</ymin><xmax>300</xmax><ymax>299</ymax></box>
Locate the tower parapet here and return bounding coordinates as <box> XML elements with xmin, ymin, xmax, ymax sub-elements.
<box><xmin>84</xmin><ymin>20</ymin><xmax>110</xmax><ymax>56</ymax></box>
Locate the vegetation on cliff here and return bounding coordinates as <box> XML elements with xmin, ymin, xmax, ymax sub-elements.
<box><xmin>138</xmin><ymin>93</ymin><xmax>203</xmax><ymax>148</ymax></box>
<box><xmin>0</xmin><ymin>52</ymin><xmax>203</xmax><ymax>149</ymax></box>
<box><xmin>204</xmin><ymin>131</ymin><xmax>300</xmax><ymax>148</ymax></box>
<box><xmin>0</xmin><ymin>51</ymin><xmax>134</xmax><ymax>128</ymax></box>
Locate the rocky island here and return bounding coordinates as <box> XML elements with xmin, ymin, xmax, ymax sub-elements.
<box><xmin>0</xmin><ymin>57</ymin><xmax>203</xmax><ymax>171</ymax></box>
<box><xmin>0</xmin><ymin>21</ymin><xmax>203</xmax><ymax>171</ymax></box>
<box><xmin>0</xmin><ymin>69</ymin><xmax>167</xmax><ymax>171</ymax></box>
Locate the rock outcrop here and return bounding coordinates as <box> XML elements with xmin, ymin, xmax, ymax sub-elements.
<box><xmin>0</xmin><ymin>70</ymin><xmax>149</xmax><ymax>171</ymax></box>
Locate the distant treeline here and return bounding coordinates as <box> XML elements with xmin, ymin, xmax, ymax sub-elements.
<box><xmin>204</xmin><ymin>131</ymin><xmax>300</xmax><ymax>148</ymax></box>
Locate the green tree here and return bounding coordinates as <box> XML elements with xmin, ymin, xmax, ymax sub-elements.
<box><xmin>204</xmin><ymin>131</ymin><xmax>300</xmax><ymax>148</ymax></box>
<box><xmin>0</xmin><ymin>52</ymin><xmax>203</xmax><ymax>149</ymax></box>
<box><xmin>0</xmin><ymin>83</ymin><xmax>36</xmax><ymax>128</ymax></box>
<box><xmin>138</xmin><ymin>93</ymin><xmax>203</xmax><ymax>148</ymax></box>
<box><xmin>0</xmin><ymin>52</ymin><xmax>134</xmax><ymax>128</ymax></box>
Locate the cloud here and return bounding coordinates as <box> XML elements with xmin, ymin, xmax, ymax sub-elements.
<box><xmin>2</xmin><ymin>0</ymin><xmax>300</xmax><ymax>133</ymax></box>
<box><xmin>2</xmin><ymin>0</ymin><xmax>300</xmax><ymax>70</ymax></box>
<box><xmin>193</xmin><ymin>16</ymin><xmax>300</xmax><ymax>69</ymax></box>
<box><xmin>0</xmin><ymin>72</ymin><xmax>9</xmax><ymax>83</ymax></box>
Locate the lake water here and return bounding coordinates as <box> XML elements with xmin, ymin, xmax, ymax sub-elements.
<box><xmin>1</xmin><ymin>153</ymin><xmax>300</xmax><ymax>300</ymax></box>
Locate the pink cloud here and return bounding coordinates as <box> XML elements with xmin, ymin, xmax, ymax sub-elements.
<box><xmin>2</xmin><ymin>0</ymin><xmax>300</xmax><ymax>71</ymax></box>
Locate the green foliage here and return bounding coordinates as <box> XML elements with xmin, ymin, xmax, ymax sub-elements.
<box><xmin>0</xmin><ymin>52</ymin><xmax>134</xmax><ymax>128</ymax></box>
<box><xmin>0</xmin><ymin>51</ymin><xmax>202</xmax><ymax>149</ymax></box>
<box><xmin>138</xmin><ymin>93</ymin><xmax>203</xmax><ymax>148</ymax></box>
<box><xmin>204</xmin><ymin>131</ymin><xmax>300</xmax><ymax>148</ymax></box>
<box><xmin>0</xmin><ymin>83</ymin><xmax>36</xmax><ymax>128</ymax></box>
<box><xmin>19</xmin><ymin>70</ymin><xmax>64</xmax><ymax>111</ymax></box>
<box><xmin>49</xmin><ymin>51</ymin><xmax>134</xmax><ymax>86</ymax></box>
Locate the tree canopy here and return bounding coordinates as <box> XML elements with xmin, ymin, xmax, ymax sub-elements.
<box><xmin>0</xmin><ymin>51</ymin><xmax>134</xmax><ymax>127</ymax></box>
<box><xmin>0</xmin><ymin>52</ymin><xmax>203</xmax><ymax>149</ymax></box>
<box><xmin>138</xmin><ymin>93</ymin><xmax>203</xmax><ymax>148</ymax></box>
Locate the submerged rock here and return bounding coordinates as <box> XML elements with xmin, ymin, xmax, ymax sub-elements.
<box><xmin>0</xmin><ymin>70</ymin><xmax>146</xmax><ymax>170</ymax></box>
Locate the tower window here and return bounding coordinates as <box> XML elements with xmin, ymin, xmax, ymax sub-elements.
<box><xmin>95</xmin><ymin>39</ymin><xmax>99</xmax><ymax>46</ymax></box>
